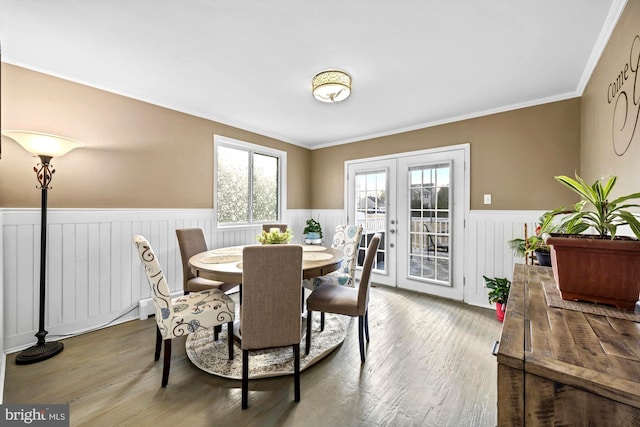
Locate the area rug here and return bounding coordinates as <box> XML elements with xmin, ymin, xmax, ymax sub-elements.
<box><xmin>185</xmin><ymin>313</ymin><xmax>346</xmax><ymax>379</ymax></box>
<box><xmin>542</xmin><ymin>278</ymin><xmax>640</xmax><ymax>322</ymax></box>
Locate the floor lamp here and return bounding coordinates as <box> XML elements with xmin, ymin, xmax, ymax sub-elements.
<box><xmin>2</xmin><ymin>130</ymin><xmax>83</xmax><ymax>364</ymax></box>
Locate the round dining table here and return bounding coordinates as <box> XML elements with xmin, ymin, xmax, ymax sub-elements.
<box><xmin>188</xmin><ymin>244</ymin><xmax>343</xmax><ymax>283</ymax></box>
<box><xmin>185</xmin><ymin>244</ymin><xmax>347</xmax><ymax>377</ymax></box>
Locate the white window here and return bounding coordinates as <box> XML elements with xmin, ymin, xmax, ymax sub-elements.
<box><xmin>214</xmin><ymin>135</ymin><xmax>286</xmax><ymax>227</ymax></box>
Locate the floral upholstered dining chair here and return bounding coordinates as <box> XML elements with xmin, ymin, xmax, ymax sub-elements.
<box><xmin>133</xmin><ymin>235</ymin><xmax>235</xmax><ymax>387</ymax></box>
<box><xmin>302</xmin><ymin>224</ymin><xmax>363</xmax><ymax>291</ymax></box>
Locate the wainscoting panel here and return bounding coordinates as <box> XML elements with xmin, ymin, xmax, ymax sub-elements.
<box><xmin>1</xmin><ymin>208</ymin><xmax>310</xmax><ymax>352</ymax></box>
<box><xmin>308</xmin><ymin>210</ymin><xmax>347</xmax><ymax>245</ymax></box>
<box><xmin>464</xmin><ymin>210</ymin><xmax>545</xmax><ymax>307</ymax></box>
<box><xmin>2</xmin><ymin>207</ymin><xmax>544</xmax><ymax>352</ymax></box>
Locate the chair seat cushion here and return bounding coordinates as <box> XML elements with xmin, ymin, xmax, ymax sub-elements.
<box><xmin>306</xmin><ymin>284</ymin><xmax>360</xmax><ymax>316</ymax></box>
<box><xmin>187</xmin><ymin>277</ymin><xmax>237</xmax><ymax>293</ymax></box>
<box><xmin>166</xmin><ymin>289</ymin><xmax>235</xmax><ymax>337</ymax></box>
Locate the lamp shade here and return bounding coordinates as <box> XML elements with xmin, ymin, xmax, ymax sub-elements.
<box><xmin>312</xmin><ymin>69</ymin><xmax>351</xmax><ymax>103</ymax></box>
<box><xmin>2</xmin><ymin>130</ymin><xmax>83</xmax><ymax>158</ymax></box>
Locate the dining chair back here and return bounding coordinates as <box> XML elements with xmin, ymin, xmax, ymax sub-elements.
<box><xmin>176</xmin><ymin>228</ymin><xmax>236</xmax><ymax>293</ymax></box>
<box><xmin>133</xmin><ymin>235</ymin><xmax>235</xmax><ymax>387</ymax></box>
<box><xmin>240</xmin><ymin>244</ymin><xmax>303</xmax><ymax>409</ymax></box>
<box><xmin>262</xmin><ymin>224</ymin><xmax>288</xmax><ymax>233</ymax></box>
<box><xmin>305</xmin><ymin>233</ymin><xmax>381</xmax><ymax>363</ymax></box>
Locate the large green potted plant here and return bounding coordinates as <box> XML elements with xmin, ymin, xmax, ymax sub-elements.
<box><xmin>544</xmin><ymin>174</ymin><xmax>640</xmax><ymax>310</ymax></box>
<box><xmin>483</xmin><ymin>276</ymin><xmax>511</xmax><ymax>322</ymax></box>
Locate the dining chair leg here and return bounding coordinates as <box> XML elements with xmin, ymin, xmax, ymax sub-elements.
<box><xmin>364</xmin><ymin>310</ymin><xmax>370</xmax><ymax>342</ymax></box>
<box><xmin>358</xmin><ymin>315</ymin><xmax>365</xmax><ymax>363</ymax></box>
<box><xmin>214</xmin><ymin>324</ymin><xmax>220</xmax><ymax>341</ymax></box>
<box><xmin>293</xmin><ymin>343</ymin><xmax>300</xmax><ymax>402</ymax></box>
<box><xmin>242</xmin><ymin>350</ymin><xmax>249</xmax><ymax>409</ymax></box>
<box><xmin>162</xmin><ymin>339</ymin><xmax>172</xmax><ymax>387</ymax></box>
<box><xmin>320</xmin><ymin>312</ymin><xmax>325</xmax><ymax>331</ymax></box>
<box><xmin>154</xmin><ymin>326</ymin><xmax>162</xmax><ymax>361</ymax></box>
<box><xmin>227</xmin><ymin>321</ymin><xmax>234</xmax><ymax>360</ymax></box>
<box><xmin>305</xmin><ymin>310</ymin><xmax>312</xmax><ymax>355</ymax></box>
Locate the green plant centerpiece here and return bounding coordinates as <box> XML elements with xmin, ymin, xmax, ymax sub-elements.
<box><xmin>544</xmin><ymin>173</ymin><xmax>640</xmax><ymax>310</ymax></box>
<box><xmin>303</xmin><ymin>218</ymin><xmax>323</xmax><ymax>244</ymax></box>
<box><xmin>257</xmin><ymin>228</ymin><xmax>293</xmax><ymax>244</ymax></box>
<box><xmin>483</xmin><ymin>275</ymin><xmax>511</xmax><ymax>322</ymax></box>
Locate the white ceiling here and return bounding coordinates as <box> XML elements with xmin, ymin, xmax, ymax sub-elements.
<box><xmin>0</xmin><ymin>1</ymin><xmax>626</xmax><ymax>149</ymax></box>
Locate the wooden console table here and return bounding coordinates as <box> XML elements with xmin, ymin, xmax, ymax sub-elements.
<box><xmin>496</xmin><ymin>264</ymin><xmax>640</xmax><ymax>426</ymax></box>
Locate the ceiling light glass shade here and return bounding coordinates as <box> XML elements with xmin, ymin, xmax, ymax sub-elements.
<box><xmin>312</xmin><ymin>69</ymin><xmax>351</xmax><ymax>103</ymax></box>
<box><xmin>2</xmin><ymin>130</ymin><xmax>84</xmax><ymax>158</ymax></box>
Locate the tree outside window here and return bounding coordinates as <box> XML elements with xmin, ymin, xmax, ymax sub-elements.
<box><xmin>215</xmin><ymin>137</ymin><xmax>284</xmax><ymax>226</ymax></box>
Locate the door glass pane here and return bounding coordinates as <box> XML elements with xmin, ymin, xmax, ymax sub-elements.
<box><xmin>252</xmin><ymin>153</ymin><xmax>279</xmax><ymax>222</ymax></box>
<box><xmin>217</xmin><ymin>145</ymin><xmax>249</xmax><ymax>224</ymax></box>
<box><xmin>408</xmin><ymin>163</ymin><xmax>451</xmax><ymax>285</ymax></box>
<box><xmin>354</xmin><ymin>170</ymin><xmax>386</xmax><ymax>272</ymax></box>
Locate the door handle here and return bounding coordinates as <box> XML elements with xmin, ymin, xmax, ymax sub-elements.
<box><xmin>389</xmin><ymin>229</ymin><xmax>396</xmax><ymax>234</ymax></box>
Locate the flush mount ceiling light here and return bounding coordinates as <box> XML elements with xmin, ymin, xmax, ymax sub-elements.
<box><xmin>312</xmin><ymin>69</ymin><xmax>351</xmax><ymax>103</ymax></box>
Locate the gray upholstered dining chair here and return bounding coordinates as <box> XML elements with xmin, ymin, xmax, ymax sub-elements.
<box><xmin>305</xmin><ymin>233</ymin><xmax>381</xmax><ymax>363</ymax></box>
<box><xmin>240</xmin><ymin>244</ymin><xmax>303</xmax><ymax>409</ymax></box>
<box><xmin>176</xmin><ymin>228</ymin><xmax>237</xmax><ymax>294</ymax></box>
<box><xmin>133</xmin><ymin>235</ymin><xmax>235</xmax><ymax>387</ymax></box>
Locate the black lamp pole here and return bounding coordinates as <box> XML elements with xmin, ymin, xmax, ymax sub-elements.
<box><xmin>15</xmin><ymin>155</ymin><xmax>64</xmax><ymax>364</ymax></box>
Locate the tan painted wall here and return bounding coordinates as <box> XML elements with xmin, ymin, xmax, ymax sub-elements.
<box><xmin>0</xmin><ymin>64</ymin><xmax>311</xmax><ymax>209</ymax></box>
<box><xmin>581</xmin><ymin>0</ymin><xmax>640</xmax><ymax>199</ymax></box>
<box><xmin>310</xmin><ymin>99</ymin><xmax>581</xmax><ymax>210</ymax></box>
<box><xmin>2</xmin><ymin>64</ymin><xmax>583</xmax><ymax>212</ymax></box>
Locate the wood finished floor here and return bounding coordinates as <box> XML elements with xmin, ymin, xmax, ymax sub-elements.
<box><xmin>3</xmin><ymin>285</ymin><xmax>501</xmax><ymax>427</ymax></box>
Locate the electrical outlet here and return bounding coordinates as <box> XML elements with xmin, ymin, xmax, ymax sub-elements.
<box><xmin>484</xmin><ymin>194</ymin><xmax>492</xmax><ymax>204</ymax></box>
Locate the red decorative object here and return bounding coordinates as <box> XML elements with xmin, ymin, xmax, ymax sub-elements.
<box><xmin>495</xmin><ymin>302</ymin><xmax>506</xmax><ymax>322</ymax></box>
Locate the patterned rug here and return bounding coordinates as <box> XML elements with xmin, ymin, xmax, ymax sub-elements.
<box><xmin>185</xmin><ymin>313</ymin><xmax>346</xmax><ymax>379</ymax></box>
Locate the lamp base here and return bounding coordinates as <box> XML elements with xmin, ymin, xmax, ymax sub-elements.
<box><xmin>15</xmin><ymin>341</ymin><xmax>64</xmax><ymax>365</ymax></box>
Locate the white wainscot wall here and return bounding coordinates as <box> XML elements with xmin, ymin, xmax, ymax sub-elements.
<box><xmin>464</xmin><ymin>210</ymin><xmax>546</xmax><ymax>308</ymax></box>
<box><xmin>1</xmin><ymin>208</ymin><xmax>322</xmax><ymax>353</ymax></box>
<box><xmin>1</xmin><ymin>208</ymin><xmax>542</xmax><ymax>355</ymax></box>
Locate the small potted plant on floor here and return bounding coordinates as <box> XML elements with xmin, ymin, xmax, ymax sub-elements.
<box><xmin>483</xmin><ymin>276</ymin><xmax>511</xmax><ymax>322</ymax></box>
<box><xmin>303</xmin><ymin>218</ymin><xmax>323</xmax><ymax>244</ymax></box>
<box><xmin>544</xmin><ymin>174</ymin><xmax>640</xmax><ymax>310</ymax></box>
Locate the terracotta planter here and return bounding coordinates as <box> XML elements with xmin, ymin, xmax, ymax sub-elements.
<box><xmin>495</xmin><ymin>302</ymin><xmax>506</xmax><ymax>322</ymax></box>
<box><xmin>546</xmin><ymin>234</ymin><xmax>640</xmax><ymax>310</ymax></box>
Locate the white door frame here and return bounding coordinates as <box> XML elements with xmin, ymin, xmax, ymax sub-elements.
<box><xmin>346</xmin><ymin>158</ymin><xmax>397</xmax><ymax>286</ymax></box>
<box><xmin>345</xmin><ymin>143</ymin><xmax>470</xmax><ymax>301</ymax></box>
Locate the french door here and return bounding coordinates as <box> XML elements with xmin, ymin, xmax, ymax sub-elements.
<box><xmin>347</xmin><ymin>159</ymin><xmax>397</xmax><ymax>286</ymax></box>
<box><xmin>347</xmin><ymin>145</ymin><xmax>468</xmax><ymax>300</ymax></box>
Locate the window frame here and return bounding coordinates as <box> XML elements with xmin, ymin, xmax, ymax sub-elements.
<box><xmin>213</xmin><ymin>135</ymin><xmax>287</xmax><ymax>229</ymax></box>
